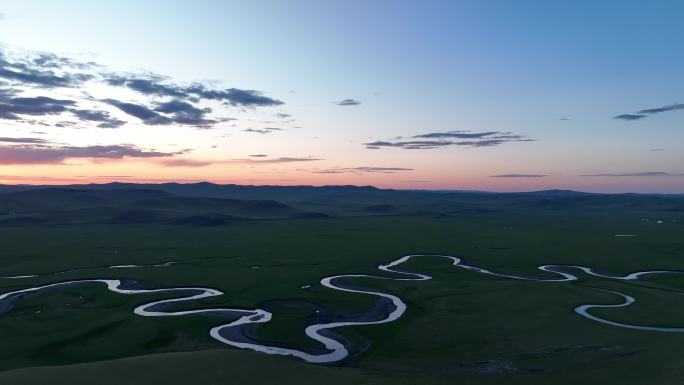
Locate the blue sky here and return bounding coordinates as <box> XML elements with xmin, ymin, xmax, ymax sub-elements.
<box><xmin>0</xmin><ymin>0</ymin><xmax>683</xmax><ymax>192</ymax></box>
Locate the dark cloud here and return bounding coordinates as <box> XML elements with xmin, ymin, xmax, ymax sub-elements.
<box><xmin>614</xmin><ymin>114</ymin><xmax>647</xmax><ymax>121</ymax></box>
<box><xmin>104</xmin><ymin>74</ymin><xmax>187</xmax><ymax>98</ymax></box>
<box><xmin>0</xmin><ymin>65</ymin><xmax>88</xmax><ymax>88</ymax></box>
<box><xmin>249</xmin><ymin>154</ymin><xmax>268</xmax><ymax>157</ymax></box>
<box><xmin>154</xmin><ymin>99</ymin><xmax>217</xmax><ymax>127</ymax></box>
<box><xmin>69</xmin><ymin>109</ymin><xmax>126</xmax><ymax>128</ymax></box>
<box><xmin>312</xmin><ymin>166</ymin><xmax>413</xmax><ymax>174</ymax></box>
<box><xmin>334</xmin><ymin>99</ymin><xmax>361</xmax><ymax>106</ymax></box>
<box><xmin>275</xmin><ymin>113</ymin><xmax>291</xmax><ymax>118</ymax></box>
<box><xmin>0</xmin><ymin>89</ymin><xmax>104</xmax><ymax>127</ymax></box>
<box><xmin>365</xmin><ymin>131</ymin><xmax>534</xmax><ymax>149</ymax></box>
<box><xmin>196</xmin><ymin>86</ymin><xmax>282</xmax><ymax>107</ymax></box>
<box><xmin>102</xmin><ymin>99</ymin><xmax>173</xmax><ymax>125</ymax></box>
<box><xmin>31</xmin><ymin>53</ymin><xmax>97</xmax><ymax>70</ymax></box>
<box><xmin>154</xmin><ymin>99</ymin><xmax>202</xmax><ymax>114</ymax></box>
<box><xmin>105</xmin><ymin>74</ymin><xmax>283</xmax><ymax>107</ymax></box>
<box><xmin>0</xmin><ymin>87</ymin><xmax>18</xmax><ymax>98</ymax></box>
<box><xmin>0</xmin><ymin>95</ymin><xmax>76</xmax><ymax>120</ymax></box>
<box><xmin>0</xmin><ymin>51</ymin><xmax>94</xmax><ymax>88</ymax></box>
<box><xmin>0</xmin><ymin>143</ymin><xmax>182</xmax><ymax>165</ymax></box>
<box><xmin>490</xmin><ymin>174</ymin><xmax>547</xmax><ymax>178</ymax></box>
<box><xmin>102</xmin><ymin>98</ymin><xmax>227</xmax><ymax>127</ymax></box>
<box><xmin>0</xmin><ymin>46</ymin><xmax>283</xmax><ymax>130</ymax></box>
<box><xmin>637</xmin><ymin>103</ymin><xmax>684</xmax><ymax>114</ymax></box>
<box><xmin>582</xmin><ymin>172</ymin><xmax>684</xmax><ymax>177</ymax></box>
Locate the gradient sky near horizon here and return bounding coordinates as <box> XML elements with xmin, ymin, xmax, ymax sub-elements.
<box><xmin>0</xmin><ymin>0</ymin><xmax>683</xmax><ymax>193</ymax></box>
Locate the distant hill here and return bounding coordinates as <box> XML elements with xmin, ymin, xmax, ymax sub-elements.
<box><xmin>0</xmin><ymin>183</ymin><xmax>683</xmax><ymax>223</ymax></box>
<box><xmin>0</xmin><ymin>188</ymin><xmax>325</xmax><ymax>226</ymax></box>
<box><xmin>513</xmin><ymin>189</ymin><xmax>595</xmax><ymax>196</ymax></box>
<box><xmin>363</xmin><ymin>204</ymin><xmax>397</xmax><ymax>213</ymax></box>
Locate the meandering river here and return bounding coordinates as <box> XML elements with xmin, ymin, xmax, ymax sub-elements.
<box><xmin>1</xmin><ymin>254</ymin><xmax>682</xmax><ymax>363</ymax></box>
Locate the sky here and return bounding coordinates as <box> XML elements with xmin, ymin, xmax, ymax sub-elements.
<box><xmin>0</xmin><ymin>0</ymin><xmax>683</xmax><ymax>193</ymax></box>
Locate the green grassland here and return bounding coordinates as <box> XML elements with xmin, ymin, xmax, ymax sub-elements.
<box><xmin>0</xmin><ymin>186</ymin><xmax>683</xmax><ymax>384</ymax></box>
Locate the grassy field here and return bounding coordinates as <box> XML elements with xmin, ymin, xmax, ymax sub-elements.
<box><xmin>0</xmin><ymin>190</ymin><xmax>683</xmax><ymax>384</ymax></box>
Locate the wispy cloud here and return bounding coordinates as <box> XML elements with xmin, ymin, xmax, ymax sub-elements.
<box><xmin>365</xmin><ymin>140</ymin><xmax>451</xmax><ymax>150</ymax></box>
<box><xmin>76</xmin><ymin>175</ymin><xmax>135</xmax><ymax>179</ymax></box>
<box><xmin>158</xmin><ymin>156</ymin><xmax>323</xmax><ymax>167</ymax></box>
<box><xmin>0</xmin><ymin>136</ymin><xmax>49</xmax><ymax>144</ymax></box>
<box><xmin>615</xmin><ymin>103</ymin><xmax>684</xmax><ymax>121</ymax></box>
<box><xmin>582</xmin><ymin>171</ymin><xmax>684</xmax><ymax>177</ymax></box>
<box><xmin>231</xmin><ymin>157</ymin><xmax>322</xmax><ymax>164</ymax></box>
<box><xmin>311</xmin><ymin>166</ymin><xmax>413</xmax><ymax>174</ymax></box>
<box><xmin>637</xmin><ymin>103</ymin><xmax>684</xmax><ymax>114</ymax></box>
<box><xmin>0</xmin><ymin>143</ymin><xmax>184</xmax><ymax>165</ymax></box>
<box><xmin>413</xmin><ymin>131</ymin><xmax>500</xmax><ymax>139</ymax></box>
<box><xmin>243</xmin><ymin>127</ymin><xmax>283</xmax><ymax>134</ymax></box>
<box><xmin>158</xmin><ymin>159</ymin><xmax>212</xmax><ymax>167</ymax></box>
<box><xmin>490</xmin><ymin>174</ymin><xmax>547</xmax><ymax>178</ymax></box>
<box><xmin>365</xmin><ymin>130</ymin><xmax>534</xmax><ymax>149</ymax></box>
